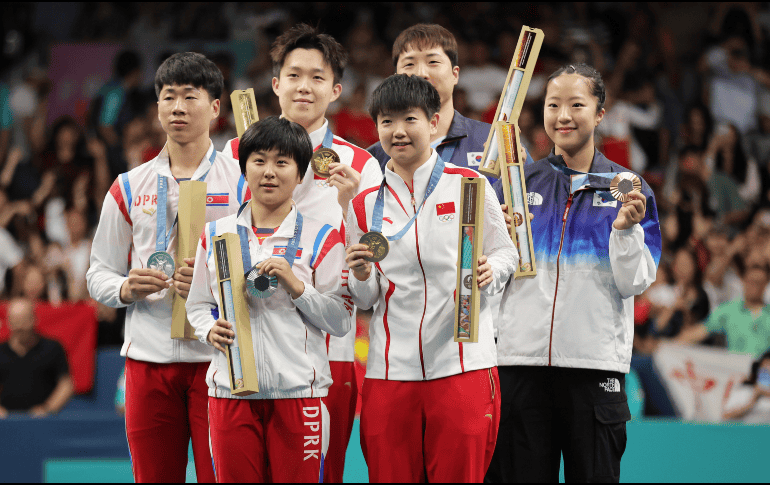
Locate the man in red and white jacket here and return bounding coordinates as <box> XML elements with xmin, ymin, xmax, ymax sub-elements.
<box><xmin>87</xmin><ymin>53</ymin><xmax>244</xmax><ymax>483</ymax></box>
<box><xmin>222</xmin><ymin>24</ymin><xmax>382</xmax><ymax>482</ymax></box>
<box><xmin>346</xmin><ymin>75</ymin><xmax>517</xmax><ymax>482</ymax></box>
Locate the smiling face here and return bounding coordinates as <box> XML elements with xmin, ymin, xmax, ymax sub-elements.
<box><xmin>157</xmin><ymin>84</ymin><xmax>219</xmax><ymax>145</ymax></box>
<box><xmin>272</xmin><ymin>48</ymin><xmax>341</xmax><ymax>133</ymax></box>
<box><xmin>377</xmin><ymin>108</ymin><xmax>438</xmax><ymax>170</ymax></box>
<box><xmin>544</xmin><ymin>73</ymin><xmax>604</xmax><ymax>156</ymax></box>
<box><xmin>244</xmin><ymin>148</ymin><xmax>301</xmax><ymax>211</ymax></box>
<box><xmin>396</xmin><ymin>46</ymin><xmax>458</xmax><ymax>107</ymax></box>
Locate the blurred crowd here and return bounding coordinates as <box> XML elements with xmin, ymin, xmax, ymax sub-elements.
<box><xmin>1</xmin><ymin>2</ymin><xmax>770</xmax><ymax>416</ymax></box>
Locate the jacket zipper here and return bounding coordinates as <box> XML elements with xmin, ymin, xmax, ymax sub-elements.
<box><xmin>549</xmin><ymin>192</ymin><xmax>573</xmax><ymax>366</ymax></box>
<box><xmin>408</xmin><ymin>180</ymin><xmax>428</xmax><ymax>379</ymax></box>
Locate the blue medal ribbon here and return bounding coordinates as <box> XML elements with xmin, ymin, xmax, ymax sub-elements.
<box><xmin>549</xmin><ymin>157</ymin><xmax>617</xmax><ymax>201</ymax></box>
<box><xmin>155</xmin><ymin>149</ymin><xmax>216</xmax><ymax>252</ymax></box>
<box><xmin>320</xmin><ymin>126</ymin><xmax>334</xmax><ymax>150</ymax></box>
<box><xmin>236</xmin><ymin>203</ymin><xmax>304</xmax><ymax>272</ymax></box>
<box><xmin>370</xmin><ymin>154</ymin><xmax>445</xmax><ymax>240</ymax></box>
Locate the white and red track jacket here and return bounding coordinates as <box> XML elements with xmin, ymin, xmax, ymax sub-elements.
<box><xmin>223</xmin><ymin>120</ymin><xmax>383</xmax><ymax>363</ymax></box>
<box><xmin>87</xmin><ymin>142</ymin><xmax>247</xmax><ymax>364</ymax></box>
<box><xmin>186</xmin><ymin>203</ymin><xmax>353</xmax><ymax>399</ymax></box>
<box><xmin>347</xmin><ymin>150</ymin><xmax>518</xmax><ymax>381</ymax></box>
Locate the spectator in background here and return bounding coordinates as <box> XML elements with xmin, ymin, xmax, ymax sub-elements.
<box><xmin>702</xmin><ymin>227</ymin><xmax>745</xmax><ymax>310</ymax></box>
<box><xmin>723</xmin><ymin>350</ymin><xmax>770</xmax><ymax>422</ymax></box>
<box><xmin>0</xmin><ymin>189</ymin><xmax>26</xmax><ymax>297</ymax></box>
<box><xmin>680</xmin><ymin>104</ymin><xmax>714</xmax><ymax>152</ymax></box>
<box><xmin>0</xmin><ymin>298</ymin><xmax>73</xmax><ymax>418</ymax></box>
<box><xmin>655</xmin><ymin>247</ymin><xmax>710</xmax><ymax>339</ymax></box>
<box><xmin>456</xmin><ymin>39</ymin><xmax>508</xmax><ymax>113</ymax></box>
<box><xmin>88</xmin><ymin>50</ymin><xmax>143</xmax><ymax>148</ymax></box>
<box><xmin>683</xmin><ymin>263</ymin><xmax>770</xmax><ymax>356</ymax></box>
<box><xmin>705</xmin><ymin>123</ymin><xmax>761</xmax><ymax>207</ymax></box>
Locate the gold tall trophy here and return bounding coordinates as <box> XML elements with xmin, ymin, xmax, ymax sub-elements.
<box><xmin>479</xmin><ymin>26</ymin><xmax>544</xmax><ymax>178</ymax></box>
<box><xmin>454</xmin><ymin>178</ymin><xmax>485</xmax><ymax>343</ymax></box>
<box><xmin>213</xmin><ymin>233</ymin><xmax>259</xmax><ymax>395</ymax></box>
<box><xmin>231</xmin><ymin>88</ymin><xmax>259</xmax><ymax>138</ymax></box>
<box><xmin>170</xmin><ymin>181</ymin><xmax>208</xmax><ymax>339</ymax></box>
<box><xmin>496</xmin><ymin>122</ymin><xmax>536</xmax><ymax>278</ymax></box>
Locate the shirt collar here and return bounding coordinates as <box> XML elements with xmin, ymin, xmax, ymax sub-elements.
<box><xmin>237</xmin><ymin>201</ymin><xmax>299</xmax><ymax>239</ymax></box>
<box><xmin>153</xmin><ymin>141</ymin><xmax>215</xmax><ymax>180</ymax></box>
<box><xmin>308</xmin><ymin>119</ymin><xmax>329</xmax><ymax>149</ymax></box>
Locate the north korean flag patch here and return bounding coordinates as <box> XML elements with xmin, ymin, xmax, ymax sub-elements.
<box><xmin>436</xmin><ymin>202</ymin><xmax>456</xmax><ymax>222</ymax></box>
<box><xmin>273</xmin><ymin>246</ymin><xmax>303</xmax><ymax>257</ymax></box>
<box><xmin>206</xmin><ymin>193</ymin><xmax>230</xmax><ymax>206</ymax></box>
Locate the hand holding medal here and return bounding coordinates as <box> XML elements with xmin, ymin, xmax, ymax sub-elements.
<box><xmin>611</xmin><ymin>173</ymin><xmax>646</xmax><ymax>231</ymax></box>
<box><xmin>251</xmin><ymin>258</ymin><xmax>305</xmax><ymax>299</ymax></box>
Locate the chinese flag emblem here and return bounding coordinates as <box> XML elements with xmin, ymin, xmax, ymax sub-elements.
<box><xmin>436</xmin><ymin>202</ymin><xmax>455</xmax><ymax>215</ymax></box>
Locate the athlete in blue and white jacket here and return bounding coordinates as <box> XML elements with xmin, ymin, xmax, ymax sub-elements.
<box><xmin>496</xmin><ymin>149</ymin><xmax>661</xmax><ymax>373</ymax></box>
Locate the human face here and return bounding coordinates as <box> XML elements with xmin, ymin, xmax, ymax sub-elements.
<box><xmin>544</xmin><ymin>74</ymin><xmax>604</xmax><ymax>156</ymax></box>
<box><xmin>672</xmin><ymin>249</ymin><xmax>696</xmax><ymax>285</ymax></box>
<box><xmin>157</xmin><ymin>84</ymin><xmax>219</xmax><ymax>145</ymax></box>
<box><xmin>244</xmin><ymin>148</ymin><xmax>301</xmax><ymax>210</ymax></box>
<box><xmin>743</xmin><ymin>268</ymin><xmax>769</xmax><ymax>303</ymax></box>
<box><xmin>377</xmin><ymin>108</ymin><xmax>438</xmax><ymax>169</ymax></box>
<box><xmin>272</xmin><ymin>48</ymin><xmax>341</xmax><ymax>133</ymax></box>
<box><xmin>8</xmin><ymin>299</ymin><xmax>35</xmax><ymax>341</ymax></box>
<box><xmin>396</xmin><ymin>46</ymin><xmax>458</xmax><ymax>107</ymax></box>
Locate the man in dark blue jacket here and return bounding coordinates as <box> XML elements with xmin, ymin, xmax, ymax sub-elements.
<box><xmin>367</xmin><ymin>23</ymin><xmax>504</xmax><ymax>201</ymax></box>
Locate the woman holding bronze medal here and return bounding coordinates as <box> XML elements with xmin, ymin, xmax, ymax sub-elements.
<box><xmin>488</xmin><ymin>64</ymin><xmax>662</xmax><ymax>483</ymax></box>
<box><xmin>346</xmin><ymin>75</ymin><xmax>517</xmax><ymax>482</ymax></box>
<box><xmin>185</xmin><ymin>117</ymin><xmax>352</xmax><ymax>483</ymax></box>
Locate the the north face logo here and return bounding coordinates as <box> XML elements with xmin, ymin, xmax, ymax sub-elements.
<box><xmin>600</xmin><ymin>378</ymin><xmax>621</xmax><ymax>393</ymax></box>
<box><xmin>527</xmin><ymin>192</ymin><xmax>543</xmax><ymax>206</ymax></box>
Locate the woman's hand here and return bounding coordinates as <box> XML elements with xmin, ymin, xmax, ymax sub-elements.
<box><xmin>346</xmin><ymin>243</ymin><xmax>373</xmax><ymax>281</ymax></box>
<box><xmin>256</xmin><ymin>258</ymin><xmax>305</xmax><ymax>299</ymax></box>
<box><xmin>207</xmin><ymin>318</ymin><xmax>235</xmax><ymax>354</ymax></box>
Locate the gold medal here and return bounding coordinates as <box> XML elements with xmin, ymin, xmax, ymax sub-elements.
<box><xmin>360</xmin><ymin>232</ymin><xmax>389</xmax><ymax>262</ymax></box>
<box><xmin>610</xmin><ymin>172</ymin><xmax>642</xmax><ymax>202</ymax></box>
<box><xmin>311</xmin><ymin>148</ymin><xmax>340</xmax><ymax>178</ymax></box>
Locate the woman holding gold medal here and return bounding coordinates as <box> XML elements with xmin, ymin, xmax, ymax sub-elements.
<box><xmin>488</xmin><ymin>64</ymin><xmax>662</xmax><ymax>483</ymax></box>
<box><xmin>346</xmin><ymin>74</ymin><xmax>517</xmax><ymax>482</ymax></box>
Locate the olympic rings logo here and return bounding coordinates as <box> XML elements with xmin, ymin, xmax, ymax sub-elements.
<box><xmin>316</xmin><ymin>180</ymin><xmax>330</xmax><ymax>188</ymax></box>
<box><xmin>438</xmin><ymin>214</ymin><xmax>455</xmax><ymax>222</ymax></box>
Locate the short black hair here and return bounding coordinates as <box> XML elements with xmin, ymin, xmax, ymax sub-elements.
<box><xmin>154</xmin><ymin>52</ymin><xmax>224</xmax><ymax>101</ymax></box>
<box><xmin>546</xmin><ymin>63</ymin><xmax>606</xmax><ymax>113</ymax></box>
<box><xmin>369</xmin><ymin>74</ymin><xmax>441</xmax><ymax>122</ymax></box>
<box><xmin>271</xmin><ymin>24</ymin><xmax>347</xmax><ymax>85</ymax></box>
<box><xmin>238</xmin><ymin>116</ymin><xmax>312</xmax><ymax>180</ymax></box>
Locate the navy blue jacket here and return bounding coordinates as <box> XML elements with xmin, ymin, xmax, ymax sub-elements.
<box><xmin>367</xmin><ymin>110</ymin><xmax>504</xmax><ymax>201</ymax></box>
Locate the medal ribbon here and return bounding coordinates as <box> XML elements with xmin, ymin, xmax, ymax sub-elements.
<box><xmin>236</xmin><ymin>203</ymin><xmax>304</xmax><ymax>273</ymax></box>
<box><xmin>548</xmin><ymin>160</ymin><xmax>617</xmax><ymax>200</ymax></box>
<box><xmin>370</xmin><ymin>154</ymin><xmax>445</xmax><ymax>241</ymax></box>
<box><xmin>320</xmin><ymin>126</ymin><xmax>334</xmax><ymax>150</ymax></box>
<box><xmin>155</xmin><ymin>149</ymin><xmax>216</xmax><ymax>252</ymax></box>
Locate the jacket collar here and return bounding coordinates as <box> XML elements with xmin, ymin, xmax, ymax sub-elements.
<box><xmin>236</xmin><ymin>201</ymin><xmax>299</xmax><ymax>239</ymax></box>
<box><xmin>153</xmin><ymin>141</ymin><xmax>215</xmax><ymax>180</ymax></box>
<box><xmin>440</xmin><ymin>109</ymin><xmax>470</xmax><ymax>145</ymax></box>
<box><xmin>546</xmin><ymin>148</ymin><xmax>614</xmax><ymax>174</ymax></box>
<box><xmin>384</xmin><ymin>149</ymin><xmax>439</xmax><ymax>207</ymax></box>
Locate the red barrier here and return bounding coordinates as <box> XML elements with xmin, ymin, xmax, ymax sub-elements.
<box><xmin>0</xmin><ymin>302</ymin><xmax>98</xmax><ymax>394</ymax></box>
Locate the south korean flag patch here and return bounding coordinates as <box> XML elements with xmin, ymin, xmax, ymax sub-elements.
<box><xmin>593</xmin><ymin>192</ymin><xmax>618</xmax><ymax>208</ymax></box>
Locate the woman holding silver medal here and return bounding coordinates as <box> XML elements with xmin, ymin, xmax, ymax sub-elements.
<box><xmin>185</xmin><ymin>116</ymin><xmax>352</xmax><ymax>482</ymax></box>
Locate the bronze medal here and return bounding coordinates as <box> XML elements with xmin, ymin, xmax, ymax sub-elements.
<box><xmin>360</xmin><ymin>232</ymin><xmax>389</xmax><ymax>262</ymax></box>
<box><xmin>311</xmin><ymin>148</ymin><xmax>340</xmax><ymax>178</ymax></box>
<box><xmin>610</xmin><ymin>172</ymin><xmax>642</xmax><ymax>203</ymax></box>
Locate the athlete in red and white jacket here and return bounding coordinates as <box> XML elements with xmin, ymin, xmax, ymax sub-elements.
<box><xmin>348</xmin><ymin>149</ymin><xmax>516</xmax><ymax>380</ymax></box>
<box><xmin>87</xmin><ymin>142</ymin><xmax>246</xmax><ymax>364</ymax></box>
